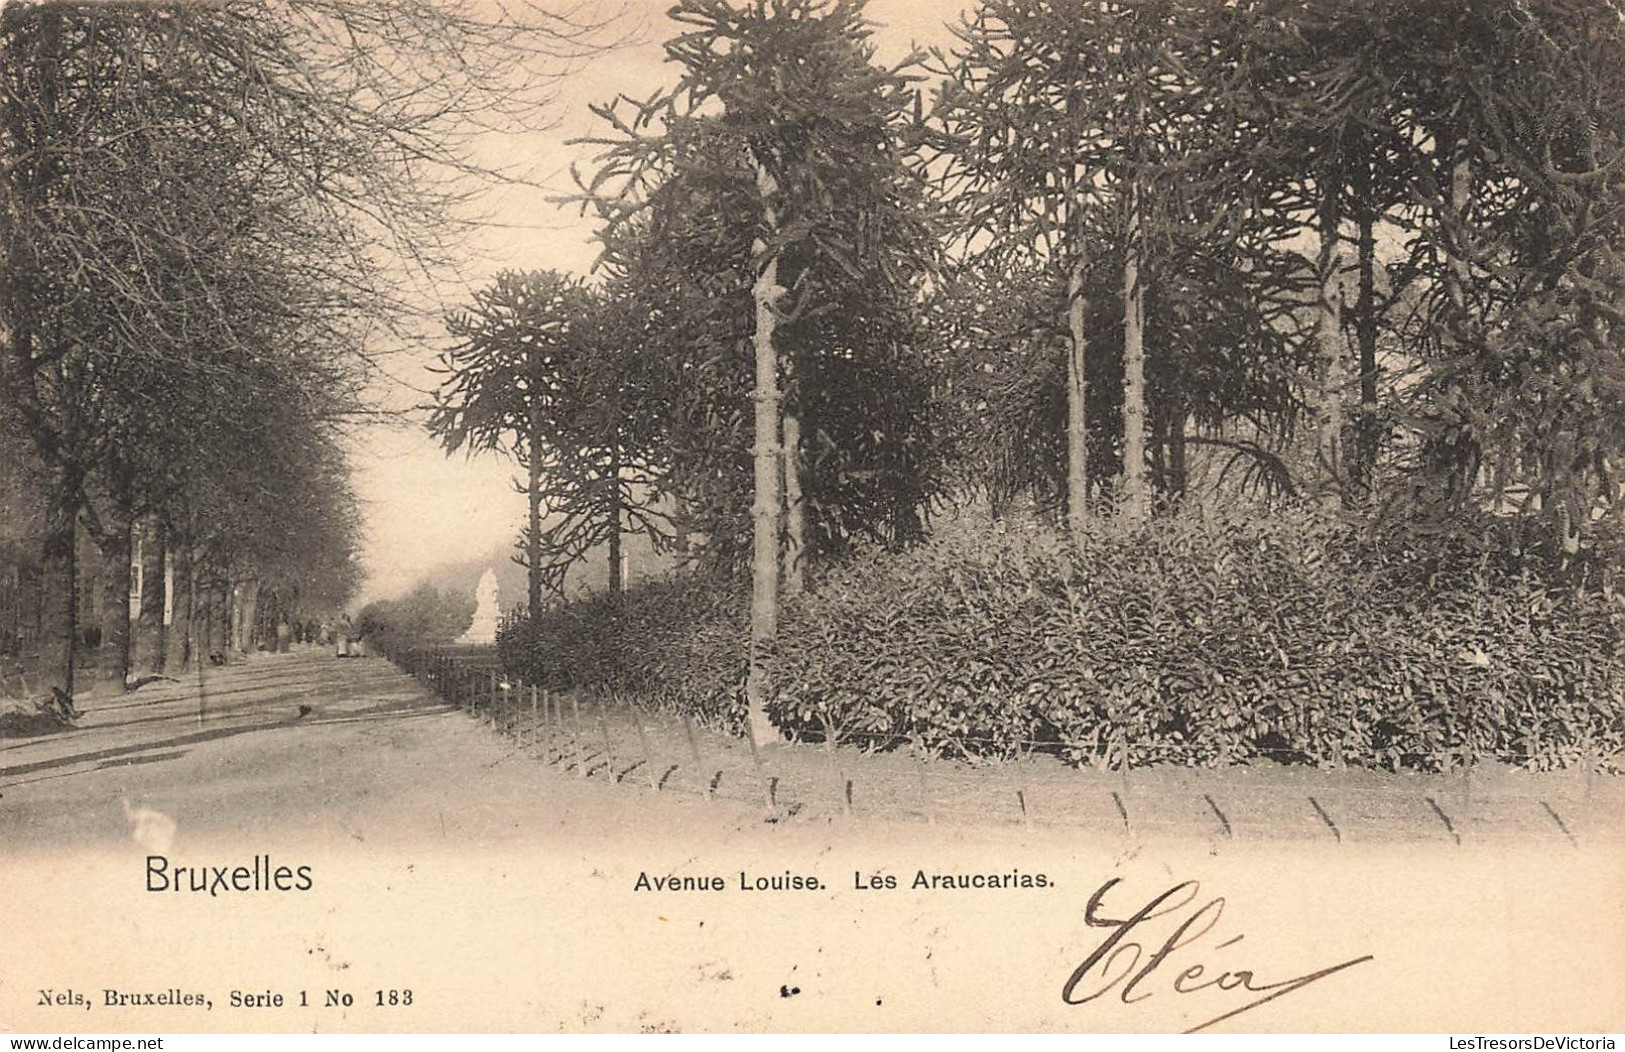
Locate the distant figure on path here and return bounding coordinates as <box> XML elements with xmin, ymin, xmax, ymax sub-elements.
<box><xmin>337</xmin><ymin>613</ymin><xmax>354</xmax><ymax>658</ymax></box>
<box><xmin>276</xmin><ymin>617</ymin><xmax>292</xmax><ymax>653</ymax></box>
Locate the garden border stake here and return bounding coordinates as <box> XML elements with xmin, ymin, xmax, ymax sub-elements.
<box><xmin>551</xmin><ymin>690</ymin><xmax>566</xmax><ymax>764</ymax></box>
<box><xmin>681</xmin><ymin>715</ymin><xmax>710</xmax><ymax>799</ymax></box>
<box><xmin>594</xmin><ymin>696</ymin><xmax>618</xmax><ymax>782</ymax></box>
<box><xmin>529</xmin><ymin>684</ymin><xmax>538</xmax><ymax>749</ymax></box>
<box><xmin>538</xmin><ymin>688</ymin><xmax>552</xmax><ymax>760</ymax></box>
<box><xmin>1458</xmin><ymin>748</ymin><xmax>1473</xmax><ymax>823</ymax></box>
<box><xmin>911</xmin><ymin>736</ymin><xmax>936</xmax><ymax>826</ymax></box>
<box><xmin>630</xmin><ymin>703</ymin><xmax>659</xmax><ymax>791</ymax></box>
<box><xmin>546</xmin><ymin>692</ymin><xmax>559</xmax><ymax>764</ymax></box>
<box><xmin>570</xmin><ymin>693</ymin><xmax>588</xmax><ymax>778</ymax></box>
<box><xmin>825</xmin><ymin>738</ymin><xmax>850</xmax><ymax>816</ymax></box>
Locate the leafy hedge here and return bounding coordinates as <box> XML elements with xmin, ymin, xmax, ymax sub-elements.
<box><xmin>498</xmin><ymin>505</ymin><xmax>1625</xmax><ymax>771</ymax></box>
<box><xmin>497</xmin><ymin>576</ymin><xmax>749</xmax><ymax>730</ymax></box>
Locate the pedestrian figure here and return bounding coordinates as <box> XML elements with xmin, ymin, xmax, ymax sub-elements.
<box><xmin>336</xmin><ymin>613</ymin><xmax>353</xmax><ymax>658</ymax></box>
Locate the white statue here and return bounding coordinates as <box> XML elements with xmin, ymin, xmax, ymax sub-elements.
<box><xmin>457</xmin><ymin>568</ymin><xmax>501</xmax><ymax>645</ymax></box>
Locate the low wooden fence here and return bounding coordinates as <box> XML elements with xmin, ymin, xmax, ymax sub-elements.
<box><xmin>380</xmin><ymin>644</ymin><xmax>790</xmax><ymax>816</ymax></box>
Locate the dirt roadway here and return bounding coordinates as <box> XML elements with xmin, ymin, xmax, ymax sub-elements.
<box><xmin>2</xmin><ymin>651</ymin><xmax>1623</xmax><ymax>1034</ymax></box>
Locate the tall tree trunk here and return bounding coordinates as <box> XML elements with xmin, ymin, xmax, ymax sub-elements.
<box><xmin>39</xmin><ymin>466</ymin><xmax>79</xmax><ymax>699</ymax></box>
<box><xmin>205</xmin><ymin>582</ymin><xmax>220</xmax><ymax>660</ymax></box>
<box><xmin>1121</xmin><ymin>177</ymin><xmax>1148</xmax><ymax>520</ymax></box>
<box><xmin>1066</xmin><ymin>251</ymin><xmax>1089</xmax><ymax>535</ymax></box>
<box><xmin>8</xmin><ymin>8</ymin><xmax>71</xmax><ymax>697</ymax></box>
<box><xmin>197</xmin><ymin>580</ymin><xmax>213</xmax><ymax>662</ymax></box>
<box><xmin>166</xmin><ymin>539</ymin><xmax>193</xmax><ymax>671</ymax></box>
<box><xmin>673</xmin><ymin>494</ymin><xmax>691</xmax><ymax>562</ymax></box>
<box><xmin>1448</xmin><ymin>134</ymin><xmax>1472</xmax><ymax>508</ymax></box>
<box><xmin>223</xmin><ymin>585</ymin><xmax>233</xmax><ymax>658</ymax></box>
<box><xmin>745</xmin><ymin>158</ymin><xmax>784</xmax><ymax>745</ymax></box>
<box><xmin>237</xmin><ymin>580</ymin><xmax>259</xmax><ymax>656</ymax></box>
<box><xmin>196</xmin><ymin>571</ymin><xmax>217</xmax><ymax>670</ymax></box>
<box><xmin>1353</xmin><ymin>153</ymin><xmax>1380</xmax><ymax>497</ymax></box>
<box><xmin>136</xmin><ymin>516</ymin><xmax>166</xmax><ymax>673</ymax></box>
<box><xmin>527</xmin><ymin>412</ymin><xmax>543</xmax><ymax>627</ymax></box>
<box><xmin>97</xmin><ymin>507</ymin><xmax>133</xmax><ymax>692</ymax></box>
<box><xmin>782</xmin><ymin>410</ymin><xmax>804</xmax><ymax>595</ymax></box>
<box><xmin>194</xmin><ymin>575</ymin><xmax>211</xmax><ymax>663</ymax></box>
<box><xmin>210</xmin><ymin>580</ymin><xmax>230</xmax><ymax>663</ymax></box>
<box><xmin>1432</xmin><ymin>123</ymin><xmax>1475</xmax><ymax>507</ymax></box>
<box><xmin>1149</xmin><ymin>403</ymin><xmax>1168</xmax><ymax>502</ymax></box>
<box><xmin>607</xmin><ymin>447</ymin><xmax>624</xmax><ymax>596</ymax></box>
<box><xmin>1445</xmin><ymin>133</ymin><xmax>1472</xmax><ymax>318</ymax></box>
<box><xmin>1169</xmin><ymin>409</ymin><xmax>1187</xmax><ymax>504</ymax></box>
<box><xmin>1315</xmin><ymin>170</ymin><xmax>1346</xmax><ymax>497</ymax></box>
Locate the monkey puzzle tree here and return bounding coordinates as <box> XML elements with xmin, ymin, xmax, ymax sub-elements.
<box><xmin>931</xmin><ymin>0</ymin><xmax>1306</xmax><ymax>521</ymax></box>
<box><xmin>1235</xmin><ymin>0</ymin><xmax>1625</xmax><ymax>539</ymax></box>
<box><xmin>431</xmin><ymin>271</ymin><xmax>670</xmax><ymax>620</ymax></box>
<box><xmin>1385</xmin><ymin>0</ymin><xmax>1625</xmax><ymax>548</ymax></box>
<box><xmin>575</xmin><ymin>0</ymin><xmax>941</xmax><ymax>740</ymax></box>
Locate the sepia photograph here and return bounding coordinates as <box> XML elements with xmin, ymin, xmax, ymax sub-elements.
<box><xmin>1</xmin><ymin>0</ymin><xmax>1623</xmax><ymax>1036</ymax></box>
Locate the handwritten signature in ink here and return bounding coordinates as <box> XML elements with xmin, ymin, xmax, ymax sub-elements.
<box><xmin>1062</xmin><ymin>878</ymin><xmax>1374</xmax><ymax>1033</ymax></box>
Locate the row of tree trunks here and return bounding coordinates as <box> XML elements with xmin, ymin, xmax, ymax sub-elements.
<box><xmin>30</xmin><ymin>506</ymin><xmax>268</xmax><ymax>698</ymax></box>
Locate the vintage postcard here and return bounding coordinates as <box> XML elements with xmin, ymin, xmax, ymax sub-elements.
<box><xmin>2</xmin><ymin>0</ymin><xmax>1623</xmax><ymax>1035</ymax></box>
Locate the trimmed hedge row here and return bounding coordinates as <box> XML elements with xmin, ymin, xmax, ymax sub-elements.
<box><xmin>498</xmin><ymin>505</ymin><xmax>1625</xmax><ymax>771</ymax></box>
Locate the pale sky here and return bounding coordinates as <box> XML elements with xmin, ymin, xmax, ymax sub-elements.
<box><xmin>351</xmin><ymin>0</ymin><xmax>970</xmax><ymax>605</ymax></box>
